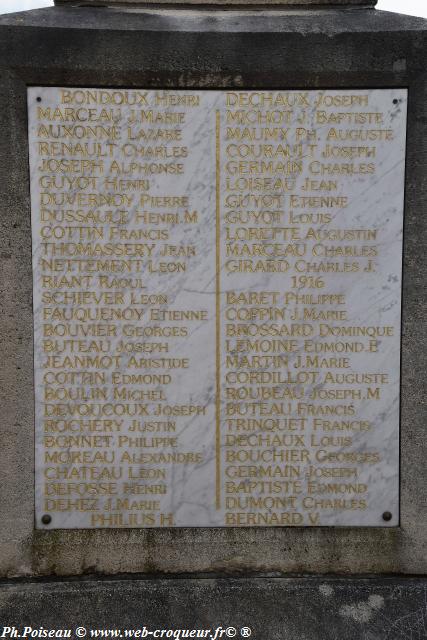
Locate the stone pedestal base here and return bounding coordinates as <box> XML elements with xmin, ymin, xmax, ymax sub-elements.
<box><xmin>1</xmin><ymin>577</ymin><xmax>426</xmax><ymax>639</ymax></box>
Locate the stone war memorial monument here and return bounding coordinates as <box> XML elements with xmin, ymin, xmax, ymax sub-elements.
<box><xmin>0</xmin><ymin>0</ymin><xmax>426</xmax><ymax>636</ymax></box>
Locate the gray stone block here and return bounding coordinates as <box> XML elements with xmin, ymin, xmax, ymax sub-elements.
<box><xmin>1</xmin><ymin>576</ymin><xmax>427</xmax><ymax>639</ymax></box>
<box><xmin>0</xmin><ymin>5</ymin><xmax>426</xmax><ymax>578</ymax></box>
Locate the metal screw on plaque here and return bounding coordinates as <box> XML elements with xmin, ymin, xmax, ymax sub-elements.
<box><xmin>41</xmin><ymin>514</ymin><xmax>52</xmax><ymax>525</ymax></box>
<box><xmin>36</xmin><ymin>96</ymin><xmax>42</xmax><ymax>102</ymax></box>
<box><xmin>382</xmin><ymin>511</ymin><xmax>392</xmax><ymax>522</ymax></box>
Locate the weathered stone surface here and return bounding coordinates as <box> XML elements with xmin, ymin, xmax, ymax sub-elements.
<box><xmin>0</xmin><ymin>5</ymin><xmax>426</xmax><ymax>577</ymax></box>
<box><xmin>1</xmin><ymin>576</ymin><xmax>427</xmax><ymax>639</ymax></box>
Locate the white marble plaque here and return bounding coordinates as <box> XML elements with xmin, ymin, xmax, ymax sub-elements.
<box><xmin>28</xmin><ymin>87</ymin><xmax>406</xmax><ymax>528</ymax></box>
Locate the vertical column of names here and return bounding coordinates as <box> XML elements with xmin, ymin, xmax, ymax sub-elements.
<box><xmin>30</xmin><ymin>88</ymin><xmax>217</xmax><ymax>528</ymax></box>
<box><xmin>219</xmin><ymin>89</ymin><xmax>405</xmax><ymax>526</ymax></box>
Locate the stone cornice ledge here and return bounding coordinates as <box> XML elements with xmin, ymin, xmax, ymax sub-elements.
<box><xmin>54</xmin><ymin>0</ymin><xmax>378</xmax><ymax>7</ymax></box>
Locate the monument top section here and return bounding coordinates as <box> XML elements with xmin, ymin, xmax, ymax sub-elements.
<box><xmin>54</xmin><ymin>0</ymin><xmax>377</xmax><ymax>7</ymax></box>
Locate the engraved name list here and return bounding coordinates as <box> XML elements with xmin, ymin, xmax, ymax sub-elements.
<box><xmin>28</xmin><ymin>88</ymin><xmax>407</xmax><ymax>528</ymax></box>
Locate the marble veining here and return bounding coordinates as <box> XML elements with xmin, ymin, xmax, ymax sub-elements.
<box><xmin>27</xmin><ymin>88</ymin><xmax>407</xmax><ymax>528</ymax></box>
